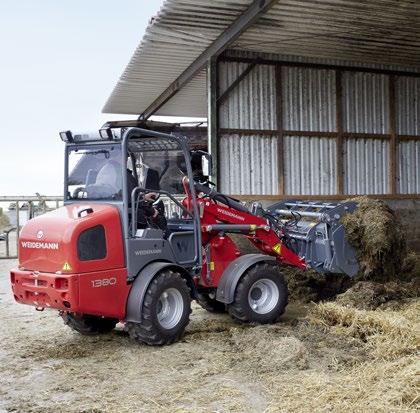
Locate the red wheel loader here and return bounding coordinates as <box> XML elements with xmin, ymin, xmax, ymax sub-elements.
<box><xmin>10</xmin><ymin>126</ymin><xmax>359</xmax><ymax>345</ymax></box>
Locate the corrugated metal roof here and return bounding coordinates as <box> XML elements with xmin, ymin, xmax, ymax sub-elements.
<box><xmin>103</xmin><ymin>0</ymin><xmax>254</xmax><ymax>116</ymax></box>
<box><xmin>235</xmin><ymin>0</ymin><xmax>420</xmax><ymax>66</ymax></box>
<box><xmin>103</xmin><ymin>0</ymin><xmax>420</xmax><ymax>116</ymax></box>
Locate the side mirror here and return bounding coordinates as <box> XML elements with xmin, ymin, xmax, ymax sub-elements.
<box><xmin>201</xmin><ymin>153</ymin><xmax>213</xmax><ymax>177</ymax></box>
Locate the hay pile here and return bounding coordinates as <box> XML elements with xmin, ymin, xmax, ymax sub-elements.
<box><xmin>280</xmin><ymin>197</ymin><xmax>419</xmax><ymax>305</ymax></box>
<box><xmin>231</xmin><ymin>197</ymin><xmax>416</xmax><ymax>304</ymax></box>
<box><xmin>273</xmin><ymin>300</ymin><xmax>420</xmax><ymax>412</ymax></box>
<box><xmin>335</xmin><ymin>197</ymin><xmax>420</xmax><ymax>308</ymax></box>
<box><xmin>309</xmin><ymin>301</ymin><xmax>419</xmax><ymax>359</ymax></box>
<box><xmin>281</xmin><ymin>267</ymin><xmax>352</xmax><ymax>302</ymax></box>
<box><xmin>342</xmin><ymin>196</ymin><xmax>407</xmax><ymax>280</ymax></box>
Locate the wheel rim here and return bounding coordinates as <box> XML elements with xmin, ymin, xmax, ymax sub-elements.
<box><xmin>247</xmin><ymin>278</ymin><xmax>279</xmax><ymax>314</ymax></box>
<box><xmin>157</xmin><ymin>288</ymin><xmax>184</xmax><ymax>329</ymax></box>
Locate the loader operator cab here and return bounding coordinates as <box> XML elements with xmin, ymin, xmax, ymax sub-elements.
<box><xmin>63</xmin><ymin>127</ymin><xmax>208</xmax><ymax>280</ymax></box>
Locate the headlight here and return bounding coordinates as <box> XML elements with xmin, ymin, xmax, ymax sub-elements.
<box><xmin>59</xmin><ymin>131</ymin><xmax>73</xmax><ymax>143</ymax></box>
<box><xmin>99</xmin><ymin>128</ymin><xmax>113</xmax><ymax>140</ymax></box>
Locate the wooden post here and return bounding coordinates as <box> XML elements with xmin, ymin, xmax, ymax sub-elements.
<box><xmin>276</xmin><ymin>65</ymin><xmax>285</xmax><ymax>195</ymax></box>
<box><xmin>389</xmin><ymin>75</ymin><xmax>397</xmax><ymax>195</ymax></box>
<box><xmin>335</xmin><ymin>70</ymin><xmax>344</xmax><ymax>195</ymax></box>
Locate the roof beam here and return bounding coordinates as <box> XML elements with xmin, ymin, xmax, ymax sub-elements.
<box><xmin>140</xmin><ymin>0</ymin><xmax>278</xmax><ymax>119</ymax></box>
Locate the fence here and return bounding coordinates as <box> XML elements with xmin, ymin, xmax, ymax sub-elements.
<box><xmin>0</xmin><ymin>196</ymin><xmax>63</xmax><ymax>259</ymax></box>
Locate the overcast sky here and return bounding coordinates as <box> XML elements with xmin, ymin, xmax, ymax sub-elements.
<box><xmin>0</xmin><ymin>0</ymin><xmax>190</xmax><ymax>196</ymax></box>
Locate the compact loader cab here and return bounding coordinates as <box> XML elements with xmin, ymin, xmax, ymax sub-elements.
<box><xmin>64</xmin><ymin>128</ymin><xmax>203</xmax><ymax>277</ymax></box>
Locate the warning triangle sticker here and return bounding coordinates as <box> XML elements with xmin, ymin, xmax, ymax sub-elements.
<box><xmin>62</xmin><ymin>262</ymin><xmax>72</xmax><ymax>271</ymax></box>
<box><xmin>272</xmin><ymin>243</ymin><xmax>282</xmax><ymax>254</ymax></box>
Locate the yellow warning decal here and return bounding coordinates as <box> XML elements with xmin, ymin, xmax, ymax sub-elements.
<box><xmin>210</xmin><ymin>262</ymin><xmax>215</xmax><ymax>271</ymax></box>
<box><xmin>272</xmin><ymin>243</ymin><xmax>282</xmax><ymax>254</ymax></box>
<box><xmin>62</xmin><ymin>262</ymin><xmax>72</xmax><ymax>271</ymax></box>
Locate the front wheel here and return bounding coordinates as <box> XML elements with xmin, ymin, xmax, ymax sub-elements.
<box><xmin>61</xmin><ymin>313</ymin><xmax>118</xmax><ymax>335</ymax></box>
<box><xmin>228</xmin><ymin>263</ymin><xmax>288</xmax><ymax>324</ymax></box>
<box><xmin>126</xmin><ymin>270</ymin><xmax>191</xmax><ymax>346</ymax></box>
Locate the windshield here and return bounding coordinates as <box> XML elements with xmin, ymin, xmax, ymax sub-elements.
<box><xmin>67</xmin><ymin>145</ymin><xmax>123</xmax><ymax>200</ymax></box>
<box><xmin>128</xmin><ymin>138</ymin><xmax>187</xmax><ymax>195</ymax></box>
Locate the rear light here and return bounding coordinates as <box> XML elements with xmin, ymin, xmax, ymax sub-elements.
<box><xmin>55</xmin><ymin>278</ymin><xmax>69</xmax><ymax>290</ymax></box>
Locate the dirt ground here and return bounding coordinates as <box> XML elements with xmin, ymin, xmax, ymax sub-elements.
<box><xmin>0</xmin><ymin>259</ymin><xmax>418</xmax><ymax>413</ymax></box>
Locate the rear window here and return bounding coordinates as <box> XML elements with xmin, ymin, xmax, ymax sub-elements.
<box><xmin>67</xmin><ymin>145</ymin><xmax>123</xmax><ymax>201</ymax></box>
<box><xmin>77</xmin><ymin>225</ymin><xmax>107</xmax><ymax>261</ymax></box>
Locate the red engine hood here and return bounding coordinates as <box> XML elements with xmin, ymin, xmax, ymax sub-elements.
<box><xmin>18</xmin><ymin>204</ymin><xmax>125</xmax><ymax>273</ymax></box>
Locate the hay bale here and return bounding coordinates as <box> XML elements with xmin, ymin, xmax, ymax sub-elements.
<box><xmin>342</xmin><ymin>197</ymin><xmax>407</xmax><ymax>281</ymax></box>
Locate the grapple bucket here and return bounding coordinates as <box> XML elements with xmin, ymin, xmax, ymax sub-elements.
<box><xmin>266</xmin><ymin>200</ymin><xmax>359</xmax><ymax>277</ymax></box>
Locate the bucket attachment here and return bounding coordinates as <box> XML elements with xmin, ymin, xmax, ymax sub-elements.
<box><xmin>266</xmin><ymin>200</ymin><xmax>359</xmax><ymax>277</ymax></box>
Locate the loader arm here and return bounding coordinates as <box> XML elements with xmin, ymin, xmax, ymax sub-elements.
<box><xmin>191</xmin><ymin>182</ymin><xmax>359</xmax><ymax>277</ymax></box>
<box><xmin>191</xmin><ymin>184</ymin><xmax>306</xmax><ymax>270</ymax></box>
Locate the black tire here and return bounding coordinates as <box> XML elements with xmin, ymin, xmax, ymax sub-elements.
<box><xmin>228</xmin><ymin>263</ymin><xmax>288</xmax><ymax>324</ymax></box>
<box><xmin>61</xmin><ymin>313</ymin><xmax>118</xmax><ymax>335</ymax></box>
<box><xmin>126</xmin><ymin>270</ymin><xmax>191</xmax><ymax>346</ymax></box>
<box><xmin>197</xmin><ymin>292</ymin><xmax>226</xmax><ymax>313</ymax></box>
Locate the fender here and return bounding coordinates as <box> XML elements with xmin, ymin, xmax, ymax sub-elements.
<box><xmin>125</xmin><ymin>261</ymin><xmax>196</xmax><ymax>324</ymax></box>
<box><xmin>216</xmin><ymin>254</ymin><xmax>277</xmax><ymax>304</ymax></box>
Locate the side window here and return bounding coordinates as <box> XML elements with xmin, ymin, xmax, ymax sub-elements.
<box><xmin>78</xmin><ymin>225</ymin><xmax>107</xmax><ymax>261</ymax></box>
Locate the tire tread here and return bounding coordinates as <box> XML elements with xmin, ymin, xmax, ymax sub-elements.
<box><xmin>228</xmin><ymin>262</ymin><xmax>288</xmax><ymax>324</ymax></box>
<box><xmin>126</xmin><ymin>270</ymin><xmax>191</xmax><ymax>346</ymax></box>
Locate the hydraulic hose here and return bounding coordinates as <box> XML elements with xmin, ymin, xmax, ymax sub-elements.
<box><xmin>194</xmin><ymin>183</ymin><xmax>249</xmax><ymax>213</ymax></box>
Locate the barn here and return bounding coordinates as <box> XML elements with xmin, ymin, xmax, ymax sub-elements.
<box><xmin>103</xmin><ymin>0</ymin><xmax>420</xmax><ymax>250</ymax></box>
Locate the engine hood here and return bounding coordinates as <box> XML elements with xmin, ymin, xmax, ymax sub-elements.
<box><xmin>18</xmin><ymin>204</ymin><xmax>124</xmax><ymax>273</ymax></box>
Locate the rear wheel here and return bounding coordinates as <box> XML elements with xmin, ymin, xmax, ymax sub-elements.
<box><xmin>228</xmin><ymin>263</ymin><xmax>288</xmax><ymax>324</ymax></box>
<box><xmin>61</xmin><ymin>313</ymin><xmax>118</xmax><ymax>335</ymax></box>
<box><xmin>197</xmin><ymin>292</ymin><xmax>226</xmax><ymax>313</ymax></box>
<box><xmin>126</xmin><ymin>270</ymin><xmax>191</xmax><ymax>346</ymax></box>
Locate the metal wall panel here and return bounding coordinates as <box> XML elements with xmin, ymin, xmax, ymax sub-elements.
<box><xmin>284</xmin><ymin>136</ymin><xmax>336</xmax><ymax>195</ymax></box>
<box><xmin>219</xmin><ymin>50</ymin><xmax>419</xmax><ymax>196</ymax></box>
<box><xmin>397</xmin><ymin>140</ymin><xmax>420</xmax><ymax>194</ymax></box>
<box><xmin>396</xmin><ymin>77</ymin><xmax>420</xmax><ymax>135</ymax></box>
<box><xmin>219</xmin><ymin>61</ymin><xmax>277</xmax><ymax>129</ymax></box>
<box><xmin>344</xmin><ymin>138</ymin><xmax>389</xmax><ymax>194</ymax></box>
<box><xmin>343</xmin><ymin>72</ymin><xmax>389</xmax><ymax>134</ymax></box>
<box><xmin>219</xmin><ymin>134</ymin><xmax>278</xmax><ymax>195</ymax></box>
<box><xmin>282</xmin><ymin>67</ymin><xmax>336</xmax><ymax>132</ymax></box>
